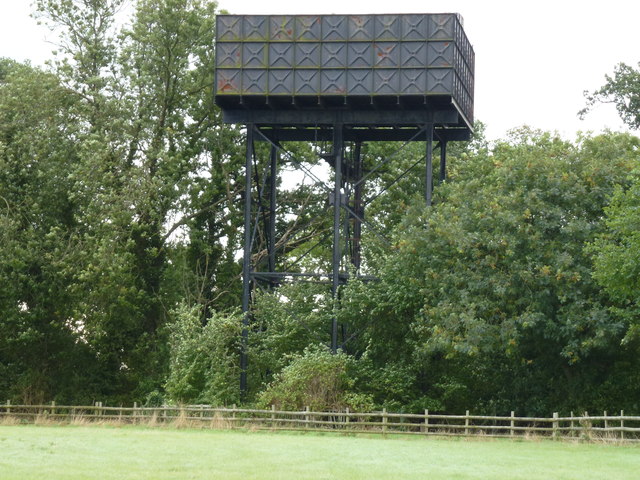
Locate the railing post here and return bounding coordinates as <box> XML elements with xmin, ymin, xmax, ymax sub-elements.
<box><xmin>6</xmin><ymin>399</ymin><xmax>10</xmax><ymax>416</ymax></box>
<box><xmin>304</xmin><ymin>406</ymin><xmax>310</xmax><ymax>429</ymax></box>
<box><xmin>508</xmin><ymin>411</ymin><xmax>514</xmax><ymax>437</ymax></box>
<box><xmin>465</xmin><ymin>410</ymin><xmax>470</xmax><ymax>436</ymax></box>
<box><xmin>570</xmin><ymin>411</ymin><xmax>574</xmax><ymax>437</ymax></box>
<box><xmin>271</xmin><ymin>404</ymin><xmax>276</xmax><ymax>427</ymax></box>
<box><xmin>51</xmin><ymin>401</ymin><xmax>56</xmax><ymax>418</ymax></box>
<box><xmin>133</xmin><ymin>402</ymin><xmax>138</xmax><ymax>421</ymax></box>
<box><xmin>620</xmin><ymin>410</ymin><xmax>625</xmax><ymax>441</ymax></box>
<box><xmin>552</xmin><ymin>412</ymin><xmax>559</xmax><ymax>439</ymax></box>
<box><xmin>345</xmin><ymin>407</ymin><xmax>350</xmax><ymax>428</ymax></box>
<box><xmin>583</xmin><ymin>411</ymin><xmax>589</xmax><ymax>439</ymax></box>
<box><xmin>232</xmin><ymin>404</ymin><xmax>237</xmax><ymax>423</ymax></box>
<box><xmin>424</xmin><ymin>409</ymin><xmax>429</xmax><ymax>434</ymax></box>
<box><xmin>604</xmin><ymin>410</ymin><xmax>608</xmax><ymax>432</ymax></box>
<box><xmin>382</xmin><ymin>408</ymin><xmax>388</xmax><ymax>434</ymax></box>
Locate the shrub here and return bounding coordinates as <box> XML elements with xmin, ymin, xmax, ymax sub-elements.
<box><xmin>257</xmin><ymin>345</ymin><xmax>371</xmax><ymax>411</ymax></box>
<box><xmin>165</xmin><ymin>304</ymin><xmax>242</xmax><ymax>405</ymax></box>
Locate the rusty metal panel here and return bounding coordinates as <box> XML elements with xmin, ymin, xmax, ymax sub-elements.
<box><xmin>322</xmin><ymin>16</ymin><xmax>348</xmax><ymax>41</ymax></box>
<box><xmin>321</xmin><ymin>70</ymin><xmax>346</xmax><ymax>95</ymax></box>
<box><xmin>348</xmin><ymin>15</ymin><xmax>374</xmax><ymax>41</ymax></box>
<box><xmin>295</xmin><ymin>43</ymin><xmax>321</xmax><ymax>68</ymax></box>
<box><xmin>295</xmin><ymin>70</ymin><xmax>320</xmax><ymax>94</ymax></box>
<box><xmin>427</xmin><ymin>42</ymin><xmax>454</xmax><ymax>68</ymax></box>
<box><xmin>374</xmin><ymin>43</ymin><xmax>399</xmax><ymax>68</ymax></box>
<box><xmin>296</xmin><ymin>16</ymin><xmax>321</xmax><ymax>41</ymax></box>
<box><xmin>216</xmin><ymin>43</ymin><xmax>242</xmax><ymax>68</ymax></box>
<box><xmin>270</xmin><ymin>16</ymin><xmax>295</xmax><ymax>41</ymax></box>
<box><xmin>322</xmin><ymin>43</ymin><xmax>347</xmax><ymax>68</ymax></box>
<box><xmin>269</xmin><ymin>43</ymin><xmax>294</xmax><ymax>68</ymax></box>
<box><xmin>216</xmin><ymin>69</ymin><xmax>241</xmax><ymax>95</ymax></box>
<box><xmin>373</xmin><ymin>70</ymin><xmax>399</xmax><ymax>95</ymax></box>
<box><xmin>347</xmin><ymin>70</ymin><xmax>372</xmax><ymax>95</ymax></box>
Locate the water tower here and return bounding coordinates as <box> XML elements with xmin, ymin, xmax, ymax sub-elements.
<box><xmin>214</xmin><ymin>13</ymin><xmax>475</xmax><ymax>391</ymax></box>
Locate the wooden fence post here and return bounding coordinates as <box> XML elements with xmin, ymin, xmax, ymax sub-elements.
<box><xmin>133</xmin><ymin>402</ymin><xmax>138</xmax><ymax>421</ymax></box>
<box><xmin>6</xmin><ymin>400</ymin><xmax>10</xmax><ymax>416</ymax></box>
<box><xmin>305</xmin><ymin>406</ymin><xmax>309</xmax><ymax>429</ymax></box>
<box><xmin>465</xmin><ymin>410</ymin><xmax>470</xmax><ymax>436</ymax></box>
<box><xmin>424</xmin><ymin>409</ymin><xmax>429</xmax><ymax>434</ymax></box>
<box><xmin>552</xmin><ymin>412</ymin><xmax>559</xmax><ymax>439</ymax></box>
<box><xmin>604</xmin><ymin>411</ymin><xmax>608</xmax><ymax>432</ymax></box>
<box><xmin>382</xmin><ymin>408</ymin><xmax>388</xmax><ymax>434</ymax></box>
<box><xmin>583</xmin><ymin>411</ymin><xmax>589</xmax><ymax>439</ymax></box>
<box><xmin>620</xmin><ymin>410</ymin><xmax>625</xmax><ymax>441</ymax></box>
<box><xmin>570</xmin><ymin>411</ymin><xmax>574</xmax><ymax>437</ymax></box>
<box><xmin>345</xmin><ymin>407</ymin><xmax>350</xmax><ymax>428</ymax></box>
<box><xmin>271</xmin><ymin>404</ymin><xmax>276</xmax><ymax>427</ymax></box>
<box><xmin>510</xmin><ymin>411</ymin><xmax>515</xmax><ymax>437</ymax></box>
<box><xmin>51</xmin><ymin>401</ymin><xmax>56</xmax><ymax>418</ymax></box>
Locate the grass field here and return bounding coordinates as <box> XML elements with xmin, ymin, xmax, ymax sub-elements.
<box><xmin>0</xmin><ymin>424</ymin><xmax>638</xmax><ymax>479</ymax></box>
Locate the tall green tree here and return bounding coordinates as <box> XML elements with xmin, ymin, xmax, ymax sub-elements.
<box><xmin>582</xmin><ymin>63</ymin><xmax>640</xmax><ymax>407</ymax></box>
<box><xmin>10</xmin><ymin>0</ymin><xmax>245</xmax><ymax>401</ymax></box>
<box><xmin>0</xmin><ymin>59</ymin><xmax>102</xmax><ymax>403</ymax></box>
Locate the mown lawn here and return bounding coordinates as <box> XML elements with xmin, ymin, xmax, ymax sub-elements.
<box><xmin>0</xmin><ymin>424</ymin><xmax>638</xmax><ymax>479</ymax></box>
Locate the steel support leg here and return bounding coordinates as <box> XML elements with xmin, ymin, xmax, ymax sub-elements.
<box><xmin>331</xmin><ymin>124</ymin><xmax>344</xmax><ymax>354</ymax></box>
<box><xmin>268</xmin><ymin>144</ymin><xmax>278</xmax><ymax>279</ymax></box>
<box><xmin>240</xmin><ymin>124</ymin><xmax>254</xmax><ymax>395</ymax></box>
<box><xmin>425</xmin><ymin>123</ymin><xmax>434</xmax><ymax>206</ymax></box>
<box><xmin>439</xmin><ymin>140</ymin><xmax>447</xmax><ymax>183</ymax></box>
<box><xmin>352</xmin><ymin>141</ymin><xmax>363</xmax><ymax>271</ymax></box>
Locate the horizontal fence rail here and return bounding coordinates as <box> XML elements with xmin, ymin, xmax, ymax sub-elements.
<box><xmin>1</xmin><ymin>401</ymin><xmax>638</xmax><ymax>442</ymax></box>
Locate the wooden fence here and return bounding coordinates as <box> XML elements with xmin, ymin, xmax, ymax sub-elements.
<box><xmin>2</xmin><ymin>401</ymin><xmax>639</xmax><ymax>442</ymax></box>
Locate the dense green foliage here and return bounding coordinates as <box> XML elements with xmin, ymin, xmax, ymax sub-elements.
<box><xmin>339</xmin><ymin>130</ymin><xmax>640</xmax><ymax>415</ymax></box>
<box><xmin>1</xmin><ymin>2</ymin><xmax>640</xmax><ymax>415</ymax></box>
<box><xmin>1</xmin><ymin>0</ymin><xmax>244</xmax><ymax>404</ymax></box>
<box><xmin>164</xmin><ymin>304</ymin><xmax>241</xmax><ymax>405</ymax></box>
<box><xmin>256</xmin><ymin>345</ymin><xmax>374</xmax><ymax>412</ymax></box>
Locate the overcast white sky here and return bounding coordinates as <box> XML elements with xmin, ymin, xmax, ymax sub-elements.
<box><xmin>1</xmin><ymin>0</ymin><xmax>638</xmax><ymax>140</ymax></box>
